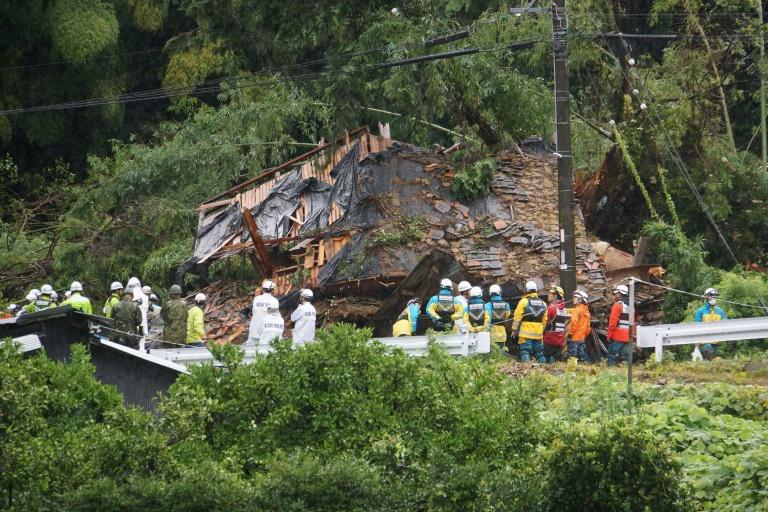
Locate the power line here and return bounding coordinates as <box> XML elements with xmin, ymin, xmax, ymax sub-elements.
<box><xmin>586</xmin><ymin>4</ymin><xmax>741</xmax><ymax>267</ymax></box>
<box><xmin>0</xmin><ymin>46</ymin><xmax>165</xmax><ymax>72</ymax></box>
<box><xmin>0</xmin><ymin>31</ymin><xmax>539</xmax><ymax>116</ymax></box>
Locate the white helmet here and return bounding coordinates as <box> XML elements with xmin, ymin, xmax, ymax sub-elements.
<box><xmin>614</xmin><ymin>284</ymin><xmax>629</xmax><ymax>296</ymax></box>
<box><xmin>704</xmin><ymin>287</ymin><xmax>719</xmax><ymax>297</ymax></box>
<box><xmin>26</xmin><ymin>291</ymin><xmax>38</xmax><ymax>301</ymax></box>
<box><xmin>262</xmin><ymin>279</ymin><xmax>276</xmax><ymax>291</ymax></box>
<box><xmin>149</xmin><ymin>293</ymin><xmax>158</xmax><ymax>301</ymax></box>
<box><xmin>31</xmin><ymin>288</ymin><xmax>40</xmax><ymax>298</ymax></box>
<box><xmin>194</xmin><ymin>293</ymin><xmax>206</xmax><ymax>303</ymax></box>
<box><xmin>70</xmin><ymin>281</ymin><xmax>83</xmax><ymax>292</ymax></box>
<box><xmin>40</xmin><ymin>284</ymin><xmax>54</xmax><ymax>295</ymax></box>
<box><xmin>7</xmin><ymin>304</ymin><xmax>18</xmax><ymax>312</ymax></box>
<box><xmin>574</xmin><ymin>290</ymin><xmax>589</xmax><ymax>302</ymax></box>
<box><xmin>469</xmin><ymin>286</ymin><xmax>483</xmax><ymax>298</ymax></box>
<box><xmin>110</xmin><ymin>281</ymin><xmax>123</xmax><ymax>291</ymax></box>
<box><xmin>525</xmin><ymin>280</ymin><xmax>538</xmax><ymax>292</ymax></box>
<box><xmin>142</xmin><ymin>286</ymin><xmax>152</xmax><ymax>295</ymax></box>
<box><xmin>489</xmin><ymin>284</ymin><xmax>502</xmax><ymax>295</ymax></box>
<box><xmin>458</xmin><ymin>281</ymin><xmax>471</xmax><ymax>293</ymax></box>
<box><xmin>300</xmin><ymin>289</ymin><xmax>314</xmax><ymax>299</ymax></box>
<box><xmin>440</xmin><ymin>278</ymin><xmax>452</xmax><ymax>289</ymax></box>
<box><xmin>126</xmin><ymin>277</ymin><xmax>141</xmax><ymax>289</ymax></box>
<box><xmin>64</xmin><ymin>291</ymin><xmax>72</xmax><ymax>299</ymax></box>
<box><xmin>51</xmin><ymin>291</ymin><xmax>58</xmax><ymax>300</ymax></box>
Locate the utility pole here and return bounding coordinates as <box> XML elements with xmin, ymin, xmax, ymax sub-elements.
<box><xmin>759</xmin><ymin>1</ymin><xmax>767</xmax><ymax>173</ymax></box>
<box><xmin>552</xmin><ymin>0</ymin><xmax>577</xmax><ymax>300</ymax></box>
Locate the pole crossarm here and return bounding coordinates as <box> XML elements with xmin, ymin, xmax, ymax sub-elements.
<box><xmin>637</xmin><ymin>316</ymin><xmax>768</xmax><ymax>362</ymax></box>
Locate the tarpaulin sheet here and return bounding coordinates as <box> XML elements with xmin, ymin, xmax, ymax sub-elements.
<box><xmin>192</xmin><ymin>204</ymin><xmax>242</xmax><ymax>260</ymax></box>
<box><xmin>244</xmin><ymin>167</ymin><xmax>332</xmax><ymax>241</ymax></box>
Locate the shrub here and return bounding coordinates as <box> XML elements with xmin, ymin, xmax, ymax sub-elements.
<box><xmin>451</xmin><ymin>157</ymin><xmax>496</xmax><ymax>201</ymax></box>
<box><xmin>546</xmin><ymin>419</ymin><xmax>694</xmax><ymax>512</ymax></box>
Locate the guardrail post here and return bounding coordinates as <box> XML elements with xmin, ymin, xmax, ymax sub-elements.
<box><xmin>655</xmin><ymin>332</ymin><xmax>664</xmax><ymax>363</ymax></box>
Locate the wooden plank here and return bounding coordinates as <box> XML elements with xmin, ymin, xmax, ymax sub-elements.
<box><xmin>197</xmin><ymin>198</ymin><xmax>233</xmax><ymax>212</ymax></box>
<box><xmin>203</xmin><ymin>127</ymin><xmax>367</xmax><ymax>203</ymax></box>
<box><xmin>242</xmin><ymin>207</ymin><xmax>274</xmax><ymax>276</ymax></box>
<box><xmin>304</xmin><ymin>252</ymin><xmax>314</xmax><ymax>269</ymax></box>
<box><xmin>317</xmin><ymin>240</ymin><xmax>325</xmax><ymax>265</ymax></box>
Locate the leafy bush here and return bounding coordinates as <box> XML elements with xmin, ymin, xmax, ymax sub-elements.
<box><xmin>451</xmin><ymin>157</ymin><xmax>496</xmax><ymax>201</ymax></box>
<box><xmin>141</xmin><ymin>237</ymin><xmax>194</xmax><ymax>289</ymax></box>
<box><xmin>546</xmin><ymin>419</ymin><xmax>694</xmax><ymax>512</ymax></box>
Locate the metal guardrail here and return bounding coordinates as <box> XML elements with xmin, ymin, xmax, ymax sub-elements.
<box><xmin>140</xmin><ymin>332</ymin><xmax>491</xmax><ymax>369</ymax></box>
<box><xmin>637</xmin><ymin>316</ymin><xmax>768</xmax><ymax>362</ymax></box>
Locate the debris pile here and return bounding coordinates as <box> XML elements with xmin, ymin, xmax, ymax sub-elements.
<box><xmin>185</xmin><ymin>126</ymin><xmax>661</xmax><ymax>340</ymax></box>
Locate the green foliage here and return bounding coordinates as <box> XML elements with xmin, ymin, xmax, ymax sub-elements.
<box><xmin>643</xmin><ymin>221</ymin><xmax>717</xmax><ymax>321</ymax></box>
<box><xmin>4</xmin><ymin>329</ymin><xmax>768</xmax><ymax>511</ymax></box>
<box><xmin>48</xmin><ymin>0</ymin><xmax>119</xmax><ymax>61</ymax></box>
<box><xmin>141</xmin><ymin>237</ymin><xmax>194</xmax><ymax>289</ymax></box>
<box><xmin>547</xmin><ymin>420</ymin><xmax>693</xmax><ymax>512</ymax></box>
<box><xmin>451</xmin><ymin>157</ymin><xmax>496</xmax><ymax>202</ymax></box>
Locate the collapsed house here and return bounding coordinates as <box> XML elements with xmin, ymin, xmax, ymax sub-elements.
<box><xmin>183</xmin><ymin>125</ymin><xmax>650</xmax><ymax>340</ymax></box>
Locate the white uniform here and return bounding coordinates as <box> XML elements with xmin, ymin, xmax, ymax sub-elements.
<box><xmin>248</xmin><ymin>293</ymin><xmax>277</xmax><ymax>345</ymax></box>
<box><xmin>129</xmin><ymin>284</ymin><xmax>149</xmax><ymax>335</ymax></box>
<box><xmin>291</xmin><ymin>302</ymin><xmax>317</xmax><ymax>346</ymax></box>
<box><xmin>259</xmin><ymin>312</ymin><xmax>284</xmax><ymax>349</ymax></box>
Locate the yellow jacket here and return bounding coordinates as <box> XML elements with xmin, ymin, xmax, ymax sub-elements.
<box><xmin>463</xmin><ymin>300</ymin><xmax>490</xmax><ymax>333</ymax></box>
<box><xmin>186</xmin><ymin>305</ymin><xmax>205</xmax><ymax>343</ymax></box>
<box><xmin>511</xmin><ymin>292</ymin><xmax>548</xmax><ymax>341</ymax></box>
<box><xmin>62</xmin><ymin>293</ymin><xmax>93</xmax><ymax>315</ymax></box>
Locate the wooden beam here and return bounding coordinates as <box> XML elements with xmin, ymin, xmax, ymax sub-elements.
<box><xmin>197</xmin><ymin>198</ymin><xmax>234</xmax><ymax>212</ymax></box>
<box><xmin>242</xmin><ymin>208</ymin><xmax>274</xmax><ymax>277</ymax></box>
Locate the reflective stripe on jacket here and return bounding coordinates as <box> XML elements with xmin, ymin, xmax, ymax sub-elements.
<box><xmin>543</xmin><ymin>300</ymin><xmax>567</xmax><ymax>346</ymax></box>
<box><xmin>463</xmin><ymin>299</ymin><xmax>490</xmax><ymax>333</ymax></box>
<box><xmin>486</xmin><ymin>296</ymin><xmax>510</xmax><ymax>342</ymax></box>
<box><xmin>426</xmin><ymin>290</ymin><xmax>463</xmax><ymax>323</ymax></box>
<box><xmin>607</xmin><ymin>300</ymin><xmax>630</xmax><ymax>342</ymax></box>
<box><xmin>512</xmin><ymin>293</ymin><xmax>548</xmax><ymax>340</ymax></box>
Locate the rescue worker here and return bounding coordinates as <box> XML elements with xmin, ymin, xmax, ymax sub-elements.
<box><xmin>543</xmin><ymin>285</ymin><xmax>568</xmax><ymax>363</ymax></box>
<box><xmin>19</xmin><ymin>290</ymin><xmax>39</xmax><ymax>314</ymax></box>
<box><xmin>259</xmin><ymin>304</ymin><xmax>284</xmax><ymax>349</ymax></box>
<box><xmin>486</xmin><ymin>284</ymin><xmax>510</xmax><ymax>346</ymax></box>
<box><xmin>291</xmin><ymin>289</ymin><xmax>317</xmax><ymax>345</ymax></box>
<box><xmin>463</xmin><ymin>286</ymin><xmax>490</xmax><ymax>333</ymax></box>
<box><xmin>126</xmin><ymin>277</ymin><xmax>149</xmax><ymax>335</ymax></box>
<box><xmin>2</xmin><ymin>304</ymin><xmax>18</xmax><ymax>319</ymax></box>
<box><xmin>103</xmin><ymin>281</ymin><xmax>123</xmax><ymax>318</ymax></box>
<box><xmin>393</xmin><ymin>298</ymin><xmax>421</xmax><ymax>337</ymax></box>
<box><xmin>111</xmin><ymin>288</ymin><xmax>142</xmax><ymax>348</ymax></box>
<box><xmin>24</xmin><ymin>284</ymin><xmax>55</xmax><ymax>313</ymax></box>
<box><xmin>248</xmin><ymin>280</ymin><xmax>278</xmax><ymax>345</ymax></box>
<box><xmin>607</xmin><ymin>285</ymin><xmax>631</xmax><ymax>366</ymax></box>
<box><xmin>455</xmin><ymin>281</ymin><xmax>472</xmax><ymax>312</ymax></box>
<box><xmin>148</xmin><ymin>293</ymin><xmax>163</xmax><ymax>333</ymax></box>
<box><xmin>694</xmin><ymin>288</ymin><xmax>726</xmax><ymax>360</ymax></box>
<box><xmin>426</xmin><ymin>278</ymin><xmax>463</xmax><ymax>332</ymax></box>
<box><xmin>511</xmin><ymin>281</ymin><xmax>548</xmax><ymax>363</ymax></box>
<box><xmin>142</xmin><ymin>285</ymin><xmax>152</xmax><ymax>297</ymax></box>
<box><xmin>161</xmin><ymin>285</ymin><xmax>188</xmax><ymax>347</ymax></box>
<box><xmin>50</xmin><ymin>290</ymin><xmax>59</xmax><ymax>305</ymax></box>
<box><xmin>565</xmin><ymin>290</ymin><xmax>591</xmax><ymax>362</ymax></box>
<box><xmin>61</xmin><ymin>281</ymin><xmax>93</xmax><ymax>314</ymax></box>
<box><xmin>187</xmin><ymin>293</ymin><xmax>206</xmax><ymax>347</ymax></box>
<box><xmin>64</xmin><ymin>291</ymin><xmax>72</xmax><ymax>300</ymax></box>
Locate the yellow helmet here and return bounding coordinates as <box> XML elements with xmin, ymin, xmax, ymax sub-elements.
<box><xmin>549</xmin><ymin>285</ymin><xmax>564</xmax><ymax>298</ymax></box>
